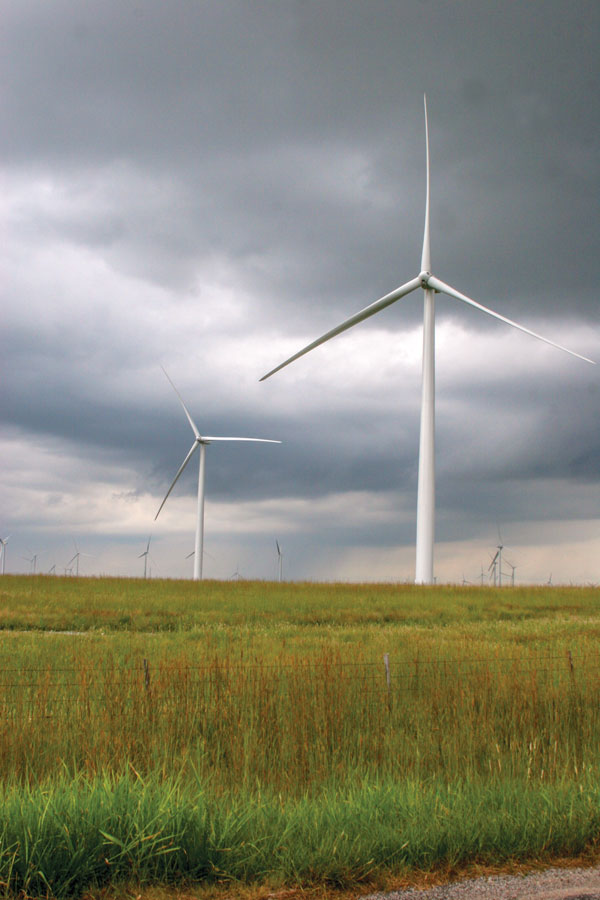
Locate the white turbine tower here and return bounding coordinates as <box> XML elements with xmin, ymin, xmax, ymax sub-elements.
<box><xmin>139</xmin><ymin>536</ymin><xmax>151</xmax><ymax>579</ymax></box>
<box><xmin>276</xmin><ymin>539</ymin><xmax>283</xmax><ymax>582</ymax></box>
<box><xmin>155</xmin><ymin>369</ymin><xmax>281</xmax><ymax>581</ymax></box>
<box><xmin>488</xmin><ymin>549</ymin><xmax>499</xmax><ymax>587</ymax></box>
<box><xmin>260</xmin><ymin>97</ymin><xmax>594</xmax><ymax>584</ymax></box>
<box><xmin>0</xmin><ymin>536</ymin><xmax>10</xmax><ymax>575</ymax></box>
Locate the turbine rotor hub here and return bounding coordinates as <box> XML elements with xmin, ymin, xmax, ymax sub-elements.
<box><xmin>419</xmin><ymin>271</ymin><xmax>431</xmax><ymax>288</ymax></box>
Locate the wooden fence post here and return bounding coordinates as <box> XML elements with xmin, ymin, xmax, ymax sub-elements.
<box><xmin>567</xmin><ymin>650</ymin><xmax>574</xmax><ymax>678</ymax></box>
<box><xmin>383</xmin><ymin>653</ymin><xmax>391</xmax><ymax>703</ymax></box>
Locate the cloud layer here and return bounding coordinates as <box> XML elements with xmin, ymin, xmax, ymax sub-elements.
<box><xmin>2</xmin><ymin>0</ymin><xmax>598</xmax><ymax>583</ymax></box>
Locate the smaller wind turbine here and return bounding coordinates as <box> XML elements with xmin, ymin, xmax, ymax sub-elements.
<box><xmin>67</xmin><ymin>540</ymin><xmax>92</xmax><ymax>577</ymax></box>
<box><xmin>276</xmin><ymin>539</ymin><xmax>283</xmax><ymax>583</ymax></box>
<box><xmin>488</xmin><ymin>550</ymin><xmax>499</xmax><ymax>587</ymax></box>
<box><xmin>0</xmin><ymin>536</ymin><xmax>10</xmax><ymax>575</ymax></box>
<box><xmin>155</xmin><ymin>368</ymin><xmax>281</xmax><ymax>581</ymax></box>
<box><xmin>231</xmin><ymin>563</ymin><xmax>243</xmax><ymax>581</ymax></box>
<box><xmin>546</xmin><ymin>573</ymin><xmax>553</xmax><ymax>586</ymax></box>
<box><xmin>138</xmin><ymin>536</ymin><xmax>152</xmax><ymax>579</ymax></box>
<box><xmin>479</xmin><ymin>564</ymin><xmax>487</xmax><ymax>586</ymax></box>
<box><xmin>505</xmin><ymin>559</ymin><xmax>517</xmax><ymax>587</ymax></box>
<box><xmin>23</xmin><ymin>550</ymin><xmax>44</xmax><ymax>574</ymax></box>
<box><xmin>67</xmin><ymin>552</ymin><xmax>80</xmax><ymax>576</ymax></box>
<box><xmin>496</xmin><ymin>542</ymin><xmax>503</xmax><ymax>587</ymax></box>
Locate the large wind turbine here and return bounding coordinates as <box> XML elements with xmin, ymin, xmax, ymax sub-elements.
<box><xmin>261</xmin><ymin>96</ymin><xmax>595</xmax><ymax>584</ymax></box>
<box><xmin>155</xmin><ymin>369</ymin><xmax>281</xmax><ymax>581</ymax></box>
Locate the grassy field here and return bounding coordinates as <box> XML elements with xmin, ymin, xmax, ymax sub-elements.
<box><xmin>0</xmin><ymin>575</ymin><xmax>599</xmax><ymax>897</ymax></box>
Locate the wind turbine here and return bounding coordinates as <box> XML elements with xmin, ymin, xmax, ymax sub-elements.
<box><xmin>505</xmin><ymin>559</ymin><xmax>517</xmax><ymax>587</ymax></box>
<box><xmin>138</xmin><ymin>536</ymin><xmax>151</xmax><ymax>579</ymax></box>
<box><xmin>67</xmin><ymin>550</ymin><xmax>80</xmax><ymax>577</ymax></box>
<box><xmin>67</xmin><ymin>539</ymin><xmax>92</xmax><ymax>577</ymax></box>
<box><xmin>155</xmin><ymin>368</ymin><xmax>281</xmax><ymax>581</ymax></box>
<box><xmin>276</xmin><ymin>539</ymin><xmax>283</xmax><ymax>582</ymax></box>
<box><xmin>488</xmin><ymin>550</ymin><xmax>499</xmax><ymax>587</ymax></box>
<box><xmin>495</xmin><ymin>539</ymin><xmax>504</xmax><ymax>587</ymax></box>
<box><xmin>260</xmin><ymin>96</ymin><xmax>594</xmax><ymax>584</ymax></box>
<box><xmin>23</xmin><ymin>550</ymin><xmax>44</xmax><ymax>574</ymax></box>
<box><xmin>0</xmin><ymin>536</ymin><xmax>10</xmax><ymax>575</ymax></box>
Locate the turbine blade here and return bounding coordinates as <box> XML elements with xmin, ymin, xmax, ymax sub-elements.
<box><xmin>276</xmin><ymin>539</ymin><xmax>281</xmax><ymax>555</ymax></box>
<box><xmin>427</xmin><ymin>275</ymin><xmax>596</xmax><ymax>365</ymax></box>
<box><xmin>421</xmin><ymin>94</ymin><xmax>431</xmax><ymax>273</ymax></box>
<box><xmin>161</xmin><ymin>367</ymin><xmax>203</xmax><ymax>438</ymax></box>
<box><xmin>260</xmin><ymin>276</ymin><xmax>421</xmax><ymax>381</ymax></box>
<box><xmin>154</xmin><ymin>440</ymin><xmax>200</xmax><ymax>520</ymax></box>
<box><xmin>202</xmin><ymin>436</ymin><xmax>281</xmax><ymax>443</ymax></box>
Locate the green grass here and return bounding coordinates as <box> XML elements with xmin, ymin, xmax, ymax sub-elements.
<box><xmin>1</xmin><ymin>775</ymin><xmax>599</xmax><ymax>898</ymax></box>
<box><xmin>0</xmin><ymin>575</ymin><xmax>599</xmax><ymax>896</ymax></box>
<box><xmin>1</xmin><ymin>575</ymin><xmax>598</xmax><ymax>634</ymax></box>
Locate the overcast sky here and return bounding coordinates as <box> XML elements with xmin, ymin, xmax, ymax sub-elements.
<box><xmin>2</xmin><ymin>0</ymin><xmax>599</xmax><ymax>584</ymax></box>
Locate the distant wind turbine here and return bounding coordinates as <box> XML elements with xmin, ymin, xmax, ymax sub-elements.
<box><xmin>67</xmin><ymin>540</ymin><xmax>92</xmax><ymax>577</ymax></box>
<box><xmin>260</xmin><ymin>96</ymin><xmax>595</xmax><ymax>585</ymax></box>
<box><xmin>495</xmin><ymin>537</ymin><xmax>504</xmax><ymax>588</ymax></box>
<box><xmin>155</xmin><ymin>368</ymin><xmax>281</xmax><ymax>581</ymax></box>
<box><xmin>0</xmin><ymin>536</ymin><xmax>10</xmax><ymax>575</ymax></box>
<box><xmin>139</xmin><ymin>536</ymin><xmax>151</xmax><ymax>579</ymax></box>
<box><xmin>488</xmin><ymin>550</ymin><xmax>499</xmax><ymax>587</ymax></box>
<box><xmin>67</xmin><ymin>551</ymin><xmax>80</xmax><ymax>577</ymax></box>
<box><xmin>276</xmin><ymin>539</ymin><xmax>283</xmax><ymax>582</ymax></box>
<box><xmin>23</xmin><ymin>550</ymin><xmax>45</xmax><ymax>575</ymax></box>
<box><xmin>505</xmin><ymin>559</ymin><xmax>517</xmax><ymax>587</ymax></box>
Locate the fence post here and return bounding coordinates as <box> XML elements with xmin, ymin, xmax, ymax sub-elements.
<box><xmin>143</xmin><ymin>658</ymin><xmax>151</xmax><ymax>693</ymax></box>
<box><xmin>383</xmin><ymin>653</ymin><xmax>391</xmax><ymax>703</ymax></box>
<box><xmin>567</xmin><ymin>650</ymin><xmax>574</xmax><ymax>677</ymax></box>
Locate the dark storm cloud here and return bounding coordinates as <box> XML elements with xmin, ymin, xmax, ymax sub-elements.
<box><xmin>5</xmin><ymin>0</ymin><xmax>599</xmax><ymax>314</ymax></box>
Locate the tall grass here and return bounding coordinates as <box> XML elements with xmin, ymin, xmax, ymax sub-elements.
<box><xmin>1</xmin><ymin>774</ymin><xmax>600</xmax><ymax>898</ymax></box>
<box><xmin>1</xmin><ymin>648</ymin><xmax>598</xmax><ymax>790</ymax></box>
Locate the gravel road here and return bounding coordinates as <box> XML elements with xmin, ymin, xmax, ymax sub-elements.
<box><xmin>363</xmin><ymin>865</ymin><xmax>600</xmax><ymax>899</ymax></box>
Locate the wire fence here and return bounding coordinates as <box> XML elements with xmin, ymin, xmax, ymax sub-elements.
<box><xmin>0</xmin><ymin>649</ymin><xmax>589</xmax><ymax>717</ymax></box>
